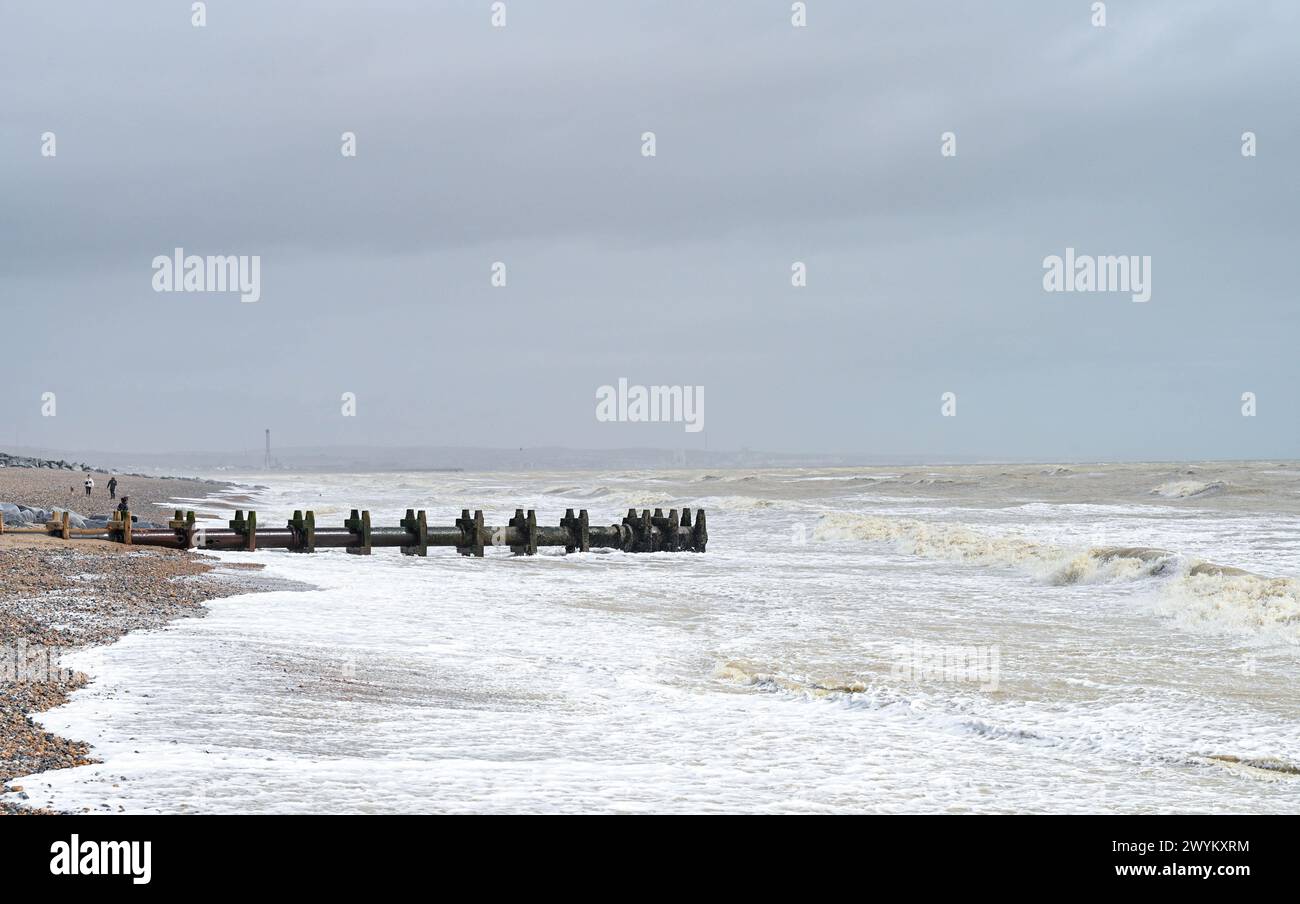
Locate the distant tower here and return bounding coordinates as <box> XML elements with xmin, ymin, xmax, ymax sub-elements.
<box><xmin>264</xmin><ymin>429</ymin><xmax>271</xmax><ymax>470</ymax></box>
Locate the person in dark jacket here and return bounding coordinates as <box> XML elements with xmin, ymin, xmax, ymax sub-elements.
<box><xmin>107</xmin><ymin>477</ymin><xmax>118</xmax><ymax>500</ymax></box>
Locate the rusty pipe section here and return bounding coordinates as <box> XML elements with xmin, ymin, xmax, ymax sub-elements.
<box><xmin>137</xmin><ymin>507</ymin><xmax>708</xmax><ymax>556</ymax></box>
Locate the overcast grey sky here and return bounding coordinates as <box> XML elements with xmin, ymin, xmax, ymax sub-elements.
<box><xmin>2</xmin><ymin>1</ymin><xmax>1298</xmax><ymax>461</ymax></box>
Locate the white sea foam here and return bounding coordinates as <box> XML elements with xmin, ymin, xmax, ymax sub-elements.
<box><xmin>8</xmin><ymin>465</ymin><xmax>1300</xmax><ymax>814</ymax></box>
<box><xmin>1159</xmin><ymin>568</ymin><xmax>1300</xmax><ymax>639</ymax></box>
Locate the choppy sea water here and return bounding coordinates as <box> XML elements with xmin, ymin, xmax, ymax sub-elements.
<box><xmin>16</xmin><ymin>462</ymin><xmax>1300</xmax><ymax>813</ymax></box>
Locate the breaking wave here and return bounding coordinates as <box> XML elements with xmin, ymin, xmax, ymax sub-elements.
<box><xmin>813</xmin><ymin>513</ymin><xmax>1174</xmax><ymax>583</ymax></box>
<box><xmin>814</xmin><ymin>513</ymin><xmax>1300</xmax><ymax>640</ymax></box>
<box><xmin>1150</xmin><ymin>480</ymin><xmax>1227</xmax><ymax>499</ymax></box>
<box><xmin>1198</xmin><ymin>755</ymin><xmax>1300</xmax><ymax>778</ymax></box>
<box><xmin>542</xmin><ymin>486</ymin><xmax>612</xmax><ymax>499</ymax></box>
<box><xmin>695</xmin><ymin>495</ymin><xmax>775</xmax><ymax>510</ymax></box>
<box><xmin>714</xmin><ymin>661</ymin><xmax>868</xmax><ymax>697</ymax></box>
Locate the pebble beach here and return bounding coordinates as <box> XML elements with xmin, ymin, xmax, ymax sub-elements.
<box><xmin>0</xmin><ymin>466</ymin><xmax>239</xmax><ymax>524</ymax></box>
<box><xmin>0</xmin><ymin>467</ymin><xmax>278</xmax><ymax>814</ymax></box>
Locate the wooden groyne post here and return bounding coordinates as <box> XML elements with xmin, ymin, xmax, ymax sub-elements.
<box><xmin>108</xmin><ymin>510</ymin><xmax>133</xmax><ymax>545</ymax></box>
<box><xmin>344</xmin><ymin>510</ymin><xmax>372</xmax><ymax>555</ymax></box>
<box><xmin>229</xmin><ymin>510</ymin><xmax>257</xmax><ymax>551</ymax></box>
<box><xmin>400</xmin><ymin>510</ymin><xmax>428</xmax><ymax>557</ymax></box>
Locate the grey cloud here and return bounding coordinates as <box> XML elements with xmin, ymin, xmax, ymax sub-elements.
<box><xmin>1</xmin><ymin>1</ymin><xmax>1297</xmax><ymax>460</ymax></box>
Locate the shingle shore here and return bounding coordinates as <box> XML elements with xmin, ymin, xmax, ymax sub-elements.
<box><xmin>0</xmin><ymin>469</ymin><xmax>290</xmax><ymax>815</ymax></box>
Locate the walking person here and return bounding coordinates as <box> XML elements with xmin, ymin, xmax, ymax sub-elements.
<box><xmin>84</xmin><ymin>474</ymin><xmax>94</xmax><ymax>497</ymax></box>
<box><xmin>107</xmin><ymin>476</ymin><xmax>118</xmax><ymax>500</ymax></box>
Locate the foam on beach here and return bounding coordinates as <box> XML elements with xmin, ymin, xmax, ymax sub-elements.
<box><xmin>10</xmin><ymin>463</ymin><xmax>1300</xmax><ymax>815</ymax></box>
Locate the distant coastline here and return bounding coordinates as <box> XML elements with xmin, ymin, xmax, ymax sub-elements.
<box><xmin>10</xmin><ymin>444</ymin><xmax>1298</xmax><ymax>481</ymax></box>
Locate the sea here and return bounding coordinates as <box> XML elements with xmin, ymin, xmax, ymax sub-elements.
<box><xmin>17</xmin><ymin>461</ymin><xmax>1300</xmax><ymax>813</ymax></box>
